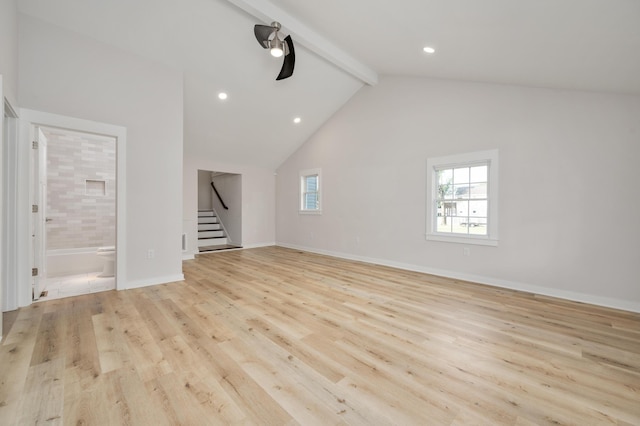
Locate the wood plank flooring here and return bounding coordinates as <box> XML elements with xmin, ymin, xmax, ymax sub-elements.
<box><xmin>1</xmin><ymin>246</ymin><xmax>639</xmax><ymax>425</ymax></box>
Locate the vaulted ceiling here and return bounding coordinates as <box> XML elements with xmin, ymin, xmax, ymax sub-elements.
<box><xmin>18</xmin><ymin>0</ymin><xmax>640</xmax><ymax>169</ymax></box>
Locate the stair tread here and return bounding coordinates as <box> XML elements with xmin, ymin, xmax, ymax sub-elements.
<box><xmin>196</xmin><ymin>209</ymin><xmax>227</xmax><ymax>247</ymax></box>
<box><xmin>198</xmin><ymin>245</ymin><xmax>242</xmax><ymax>253</ymax></box>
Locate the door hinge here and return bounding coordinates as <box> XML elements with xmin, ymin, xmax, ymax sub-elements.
<box><xmin>32</xmin><ymin>204</ymin><xmax>39</xmax><ymax>213</ymax></box>
<box><xmin>32</xmin><ymin>140</ymin><xmax>39</xmax><ymax>149</ymax></box>
<box><xmin>32</xmin><ymin>268</ymin><xmax>38</xmax><ymax>277</ymax></box>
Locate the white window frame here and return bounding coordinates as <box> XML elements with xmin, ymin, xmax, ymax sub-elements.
<box><xmin>426</xmin><ymin>150</ymin><xmax>499</xmax><ymax>246</ymax></box>
<box><xmin>299</xmin><ymin>168</ymin><xmax>322</xmax><ymax>214</ymax></box>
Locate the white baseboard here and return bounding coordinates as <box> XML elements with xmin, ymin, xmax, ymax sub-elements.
<box><xmin>182</xmin><ymin>253</ymin><xmax>195</xmax><ymax>260</ymax></box>
<box><xmin>122</xmin><ymin>274</ymin><xmax>185</xmax><ymax>290</ymax></box>
<box><xmin>276</xmin><ymin>242</ymin><xmax>640</xmax><ymax>313</ymax></box>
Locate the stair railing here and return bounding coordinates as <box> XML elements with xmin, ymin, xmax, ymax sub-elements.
<box><xmin>211</xmin><ymin>181</ymin><xmax>229</xmax><ymax>210</ymax></box>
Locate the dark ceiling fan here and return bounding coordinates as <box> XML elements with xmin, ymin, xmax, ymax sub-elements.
<box><xmin>254</xmin><ymin>21</ymin><xmax>295</xmax><ymax>80</ymax></box>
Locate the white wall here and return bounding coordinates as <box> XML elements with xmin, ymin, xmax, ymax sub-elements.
<box><xmin>19</xmin><ymin>15</ymin><xmax>184</xmax><ymax>290</ymax></box>
<box><xmin>197</xmin><ymin>169</ymin><xmax>213</xmax><ymax>210</ymax></box>
<box><xmin>276</xmin><ymin>76</ymin><xmax>640</xmax><ymax>312</ymax></box>
<box><xmin>183</xmin><ymin>154</ymin><xmax>275</xmax><ymax>258</ymax></box>
<box><xmin>0</xmin><ymin>0</ymin><xmax>18</xmax><ymax>106</ymax></box>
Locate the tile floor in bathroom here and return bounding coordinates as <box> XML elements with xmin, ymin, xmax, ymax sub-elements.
<box><xmin>39</xmin><ymin>272</ymin><xmax>116</xmax><ymax>301</ymax></box>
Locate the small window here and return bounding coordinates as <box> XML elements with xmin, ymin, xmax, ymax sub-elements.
<box><xmin>300</xmin><ymin>168</ymin><xmax>322</xmax><ymax>214</ymax></box>
<box><xmin>426</xmin><ymin>150</ymin><xmax>498</xmax><ymax>245</ymax></box>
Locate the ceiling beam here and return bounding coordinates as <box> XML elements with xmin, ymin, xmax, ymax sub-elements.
<box><xmin>224</xmin><ymin>0</ymin><xmax>378</xmax><ymax>85</ymax></box>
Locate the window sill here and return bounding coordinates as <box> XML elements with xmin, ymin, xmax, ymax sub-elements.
<box><xmin>426</xmin><ymin>233</ymin><xmax>498</xmax><ymax>246</ymax></box>
<box><xmin>299</xmin><ymin>210</ymin><xmax>322</xmax><ymax>215</ymax></box>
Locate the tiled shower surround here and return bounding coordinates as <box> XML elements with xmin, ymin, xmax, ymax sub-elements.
<box><xmin>45</xmin><ymin>128</ymin><xmax>116</xmax><ymax>250</ymax></box>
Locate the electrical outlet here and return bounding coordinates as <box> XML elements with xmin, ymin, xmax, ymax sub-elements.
<box><xmin>147</xmin><ymin>249</ymin><xmax>155</xmax><ymax>259</ymax></box>
<box><xmin>463</xmin><ymin>247</ymin><xmax>470</xmax><ymax>256</ymax></box>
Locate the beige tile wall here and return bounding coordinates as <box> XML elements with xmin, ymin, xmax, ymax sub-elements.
<box><xmin>45</xmin><ymin>128</ymin><xmax>116</xmax><ymax>250</ymax></box>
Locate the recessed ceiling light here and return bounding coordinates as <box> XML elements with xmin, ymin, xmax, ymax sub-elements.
<box><xmin>218</xmin><ymin>92</ymin><xmax>228</xmax><ymax>100</ymax></box>
<box><xmin>423</xmin><ymin>46</ymin><xmax>436</xmax><ymax>54</ymax></box>
<box><xmin>293</xmin><ymin>117</ymin><xmax>301</xmax><ymax>124</ymax></box>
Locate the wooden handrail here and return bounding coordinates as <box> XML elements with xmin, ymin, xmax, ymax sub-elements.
<box><xmin>211</xmin><ymin>182</ymin><xmax>229</xmax><ymax>210</ymax></box>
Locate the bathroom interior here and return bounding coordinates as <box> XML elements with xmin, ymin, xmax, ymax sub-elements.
<box><xmin>38</xmin><ymin>127</ymin><xmax>117</xmax><ymax>301</ymax></box>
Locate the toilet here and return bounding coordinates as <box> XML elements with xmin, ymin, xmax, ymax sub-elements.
<box><xmin>96</xmin><ymin>246</ymin><xmax>116</xmax><ymax>277</ymax></box>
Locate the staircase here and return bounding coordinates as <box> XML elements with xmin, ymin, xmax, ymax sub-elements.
<box><xmin>198</xmin><ymin>210</ymin><xmax>228</xmax><ymax>252</ymax></box>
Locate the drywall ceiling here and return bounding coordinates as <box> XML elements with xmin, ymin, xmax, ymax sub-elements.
<box><xmin>267</xmin><ymin>0</ymin><xmax>640</xmax><ymax>95</ymax></box>
<box><xmin>18</xmin><ymin>0</ymin><xmax>640</xmax><ymax>169</ymax></box>
<box><xmin>17</xmin><ymin>0</ymin><xmax>365</xmax><ymax>170</ymax></box>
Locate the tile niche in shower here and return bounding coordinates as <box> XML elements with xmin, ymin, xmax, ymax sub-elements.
<box><xmin>85</xmin><ymin>179</ymin><xmax>107</xmax><ymax>196</ymax></box>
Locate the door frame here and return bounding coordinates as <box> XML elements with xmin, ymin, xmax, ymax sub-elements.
<box><xmin>15</xmin><ymin>109</ymin><xmax>126</xmax><ymax>308</ymax></box>
<box><xmin>30</xmin><ymin>127</ymin><xmax>48</xmax><ymax>301</ymax></box>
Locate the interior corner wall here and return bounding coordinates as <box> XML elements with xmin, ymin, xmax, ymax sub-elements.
<box><xmin>0</xmin><ymin>0</ymin><xmax>18</xmax><ymax>106</ymax></box>
<box><xmin>19</xmin><ymin>14</ymin><xmax>184</xmax><ymax>287</ymax></box>
<box><xmin>183</xmin><ymin>154</ymin><xmax>275</xmax><ymax>257</ymax></box>
<box><xmin>275</xmin><ymin>76</ymin><xmax>640</xmax><ymax>312</ymax></box>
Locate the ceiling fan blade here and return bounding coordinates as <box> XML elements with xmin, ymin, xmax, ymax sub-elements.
<box><xmin>276</xmin><ymin>35</ymin><xmax>295</xmax><ymax>80</ymax></box>
<box><xmin>254</xmin><ymin>24</ymin><xmax>273</xmax><ymax>49</ymax></box>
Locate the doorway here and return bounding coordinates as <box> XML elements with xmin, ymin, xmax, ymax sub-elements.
<box><xmin>197</xmin><ymin>170</ymin><xmax>242</xmax><ymax>253</ymax></box>
<box><xmin>34</xmin><ymin>127</ymin><xmax>117</xmax><ymax>301</ymax></box>
<box><xmin>8</xmin><ymin>109</ymin><xmax>127</xmax><ymax>309</ymax></box>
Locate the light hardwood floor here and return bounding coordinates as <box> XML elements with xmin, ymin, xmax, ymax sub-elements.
<box><xmin>1</xmin><ymin>246</ymin><xmax>639</xmax><ymax>425</ymax></box>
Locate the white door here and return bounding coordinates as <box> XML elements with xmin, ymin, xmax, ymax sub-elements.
<box><xmin>31</xmin><ymin>127</ymin><xmax>48</xmax><ymax>300</ymax></box>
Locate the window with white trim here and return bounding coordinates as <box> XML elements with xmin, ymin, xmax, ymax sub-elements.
<box><xmin>426</xmin><ymin>150</ymin><xmax>499</xmax><ymax>246</ymax></box>
<box><xmin>300</xmin><ymin>168</ymin><xmax>321</xmax><ymax>214</ymax></box>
